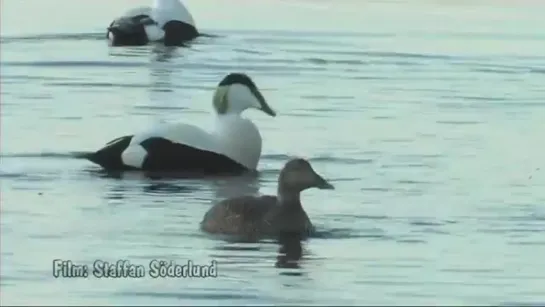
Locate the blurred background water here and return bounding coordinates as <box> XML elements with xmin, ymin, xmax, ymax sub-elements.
<box><xmin>1</xmin><ymin>0</ymin><xmax>545</xmax><ymax>305</ymax></box>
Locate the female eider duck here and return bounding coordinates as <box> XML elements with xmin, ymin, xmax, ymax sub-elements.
<box><xmin>107</xmin><ymin>0</ymin><xmax>198</xmax><ymax>46</ymax></box>
<box><xmin>200</xmin><ymin>158</ymin><xmax>335</xmax><ymax>239</ymax></box>
<box><xmin>82</xmin><ymin>73</ymin><xmax>276</xmax><ymax>174</ymax></box>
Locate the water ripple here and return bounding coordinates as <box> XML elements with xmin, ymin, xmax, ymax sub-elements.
<box><xmin>2</xmin><ymin>1</ymin><xmax>545</xmax><ymax>305</ymax></box>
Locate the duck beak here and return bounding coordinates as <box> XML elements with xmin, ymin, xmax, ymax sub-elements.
<box><xmin>314</xmin><ymin>173</ymin><xmax>335</xmax><ymax>190</ymax></box>
<box><xmin>251</xmin><ymin>87</ymin><xmax>276</xmax><ymax>117</ymax></box>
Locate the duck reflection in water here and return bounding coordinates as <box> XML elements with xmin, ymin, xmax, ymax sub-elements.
<box><xmin>275</xmin><ymin>232</ymin><xmax>304</xmax><ymax>270</ymax></box>
<box><xmin>88</xmin><ymin>165</ymin><xmax>261</xmax><ymax>201</ymax></box>
<box><xmin>152</xmin><ymin>44</ymin><xmax>179</xmax><ymax>62</ymax></box>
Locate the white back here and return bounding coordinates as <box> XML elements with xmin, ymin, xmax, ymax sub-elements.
<box><xmin>121</xmin><ymin>6</ymin><xmax>151</xmax><ymax>18</ymax></box>
<box><xmin>151</xmin><ymin>0</ymin><xmax>195</xmax><ymax>28</ymax></box>
<box><xmin>122</xmin><ymin>118</ymin><xmax>263</xmax><ymax>170</ymax></box>
<box><xmin>121</xmin><ymin>123</ymin><xmax>219</xmax><ymax>169</ymax></box>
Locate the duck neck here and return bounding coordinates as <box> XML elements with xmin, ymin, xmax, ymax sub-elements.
<box><xmin>277</xmin><ymin>185</ymin><xmax>302</xmax><ymax>210</ymax></box>
<box><xmin>213</xmin><ymin>113</ymin><xmax>247</xmax><ymax>133</ymax></box>
<box><xmin>215</xmin><ymin>112</ymin><xmax>243</xmax><ymax>119</ymax></box>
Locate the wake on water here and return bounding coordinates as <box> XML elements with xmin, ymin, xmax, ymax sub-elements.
<box><xmin>0</xmin><ymin>31</ymin><xmax>220</xmax><ymax>45</ymax></box>
<box><xmin>0</xmin><ymin>151</ymin><xmax>95</xmax><ymax>159</ymax></box>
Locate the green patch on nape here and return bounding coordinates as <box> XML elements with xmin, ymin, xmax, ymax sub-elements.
<box><xmin>213</xmin><ymin>86</ymin><xmax>229</xmax><ymax>114</ymax></box>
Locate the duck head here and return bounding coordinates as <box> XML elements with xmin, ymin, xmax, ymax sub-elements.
<box><xmin>213</xmin><ymin>73</ymin><xmax>276</xmax><ymax>117</ymax></box>
<box><xmin>278</xmin><ymin>158</ymin><xmax>334</xmax><ymax>193</ymax></box>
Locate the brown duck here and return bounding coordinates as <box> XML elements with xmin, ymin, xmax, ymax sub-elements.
<box><xmin>200</xmin><ymin>158</ymin><xmax>334</xmax><ymax>239</ymax></box>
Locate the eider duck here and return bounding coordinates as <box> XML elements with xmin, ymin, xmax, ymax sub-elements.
<box><xmin>81</xmin><ymin>73</ymin><xmax>276</xmax><ymax>174</ymax></box>
<box><xmin>107</xmin><ymin>0</ymin><xmax>198</xmax><ymax>46</ymax></box>
<box><xmin>200</xmin><ymin>158</ymin><xmax>335</xmax><ymax>239</ymax></box>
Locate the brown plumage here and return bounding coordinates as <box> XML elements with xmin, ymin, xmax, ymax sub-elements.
<box><xmin>200</xmin><ymin>158</ymin><xmax>334</xmax><ymax>239</ymax></box>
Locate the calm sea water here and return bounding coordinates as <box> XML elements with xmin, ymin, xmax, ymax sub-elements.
<box><xmin>1</xmin><ymin>0</ymin><xmax>545</xmax><ymax>305</ymax></box>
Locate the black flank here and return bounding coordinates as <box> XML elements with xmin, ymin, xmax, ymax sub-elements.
<box><xmin>162</xmin><ymin>20</ymin><xmax>199</xmax><ymax>46</ymax></box>
<box><xmin>139</xmin><ymin>137</ymin><xmax>248</xmax><ymax>174</ymax></box>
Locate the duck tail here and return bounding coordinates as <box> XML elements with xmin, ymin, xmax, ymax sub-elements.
<box><xmin>73</xmin><ymin>149</ymin><xmax>122</xmax><ymax>170</ymax></box>
<box><xmin>72</xmin><ymin>151</ymin><xmax>104</xmax><ymax>167</ymax></box>
<box><xmin>71</xmin><ymin>151</ymin><xmax>95</xmax><ymax>159</ymax></box>
<box><xmin>76</xmin><ymin>135</ymin><xmax>134</xmax><ymax>170</ymax></box>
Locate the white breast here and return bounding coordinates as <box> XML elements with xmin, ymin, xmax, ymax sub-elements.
<box><xmin>213</xmin><ymin>115</ymin><xmax>263</xmax><ymax>170</ymax></box>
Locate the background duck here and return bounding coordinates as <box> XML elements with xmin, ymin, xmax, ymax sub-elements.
<box><xmin>107</xmin><ymin>0</ymin><xmax>198</xmax><ymax>46</ymax></box>
<box><xmin>200</xmin><ymin>158</ymin><xmax>335</xmax><ymax>240</ymax></box>
<box><xmin>80</xmin><ymin>73</ymin><xmax>276</xmax><ymax>175</ymax></box>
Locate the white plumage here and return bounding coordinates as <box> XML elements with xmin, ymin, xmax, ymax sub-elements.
<box><xmin>150</xmin><ymin>0</ymin><xmax>196</xmax><ymax>28</ymax></box>
<box><xmin>143</xmin><ymin>23</ymin><xmax>166</xmax><ymax>41</ymax></box>
<box><xmin>93</xmin><ymin>73</ymin><xmax>277</xmax><ymax>172</ymax></box>
<box><xmin>120</xmin><ymin>0</ymin><xmax>195</xmax><ymax>30</ymax></box>
<box><xmin>109</xmin><ymin>0</ymin><xmax>196</xmax><ymax>45</ymax></box>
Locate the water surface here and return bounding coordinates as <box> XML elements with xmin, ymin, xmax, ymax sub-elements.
<box><xmin>1</xmin><ymin>0</ymin><xmax>545</xmax><ymax>305</ymax></box>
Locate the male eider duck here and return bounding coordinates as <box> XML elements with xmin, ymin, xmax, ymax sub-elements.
<box><xmin>107</xmin><ymin>0</ymin><xmax>198</xmax><ymax>46</ymax></box>
<box><xmin>200</xmin><ymin>158</ymin><xmax>335</xmax><ymax>239</ymax></box>
<box><xmin>82</xmin><ymin>73</ymin><xmax>276</xmax><ymax>174</ymax></box>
